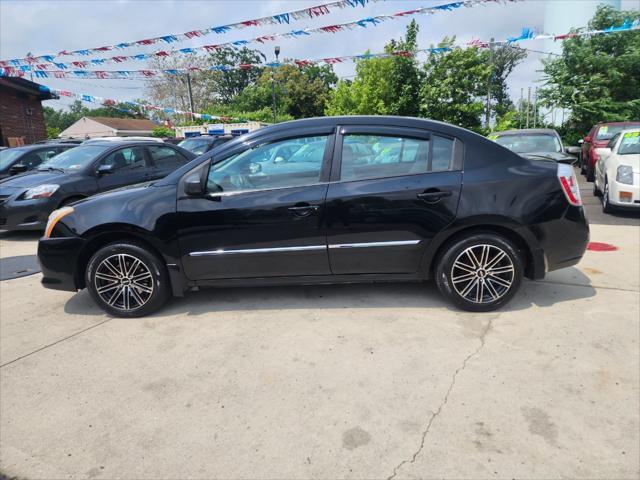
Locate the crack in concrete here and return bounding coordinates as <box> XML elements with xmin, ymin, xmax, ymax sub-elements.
<box><xmin>386</xmin><ymin>316</ymin><xmax>495</xmax><ymax>480</ymax></box>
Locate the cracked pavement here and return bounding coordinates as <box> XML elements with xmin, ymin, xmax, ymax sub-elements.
<box><xmin>1</xmin><ymin>180</ymin><xmax>638</xmax><ymax>479</ymax></box>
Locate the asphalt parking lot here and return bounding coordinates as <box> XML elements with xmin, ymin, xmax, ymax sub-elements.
<box><xmin>1</xmin><ymin>173</ymin><xmax>639</xmax><ymax>479</ymax></box>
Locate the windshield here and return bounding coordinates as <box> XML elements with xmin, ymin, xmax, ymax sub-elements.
<box><xmin>39</xmin><ymin>145</ymin><xmax>109</xmax><ymax>171</ymax></box>
<box><xmin>178</xmin><ymin>138</ymin><xmax>211</xmax><ymax>155</ymax></box>
<box><xmin>618</xmin><ymin>131</ymin><xmax>640</xmax><ymax>155</ymax></box>
<box><xmin>0</xmin><ymin>148</ymin><xmax>27</xmax><ymax>170</ymax></box>
<box><xmin>595</xmin><ymin>124</ymin><xmax>639</xmax><ymax>141</ymax></box>
<box><xmin>495</xmin><ymin>134</ymin><xmax>562</xmax><ymax>153</ymax></box>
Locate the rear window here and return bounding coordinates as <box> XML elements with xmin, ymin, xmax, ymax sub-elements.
<box><xmin>494</xmin><ymin>134</ymin><xmax>561</xmax><ymax>153</ymax></box>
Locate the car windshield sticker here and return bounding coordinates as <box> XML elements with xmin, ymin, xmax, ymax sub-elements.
<box><xmin>600</xmin><ymin>126</ymin><xmax>609</xmax><ymax>134</ymax></box>
<box><xmin>623</xmin><ymin>131</ymin><xmax>639</xmax><ymax>141</ymax></box>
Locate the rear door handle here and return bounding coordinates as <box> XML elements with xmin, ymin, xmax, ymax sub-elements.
<box><xmin>417</xmin><ymin>190</ymin><xmax>452</xmax><ymax>202</ymax></box>
<box><xmin>288</xmin><ymin>204</ymin><xmax>320</xmax><ymax>217</ymax></box>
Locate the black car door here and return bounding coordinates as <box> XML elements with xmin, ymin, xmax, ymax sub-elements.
<box><xmin>325</xmin><ymin>125</ymin><xmax>463</xmax><ymax>275</ymax></box>
<box><xmin>146</xmin><ymin>145</ymin><xmax>191</xmax><ymax>179</ymax></box>
<box><xmin>95</xmin><ymin>146</ymin><xmax>152</xmax><ymax>192</ymax></box>
<box><xmin>177</xmin><ymin>129</ymin><xmax>335</xmax><ymax>281</ymax></box>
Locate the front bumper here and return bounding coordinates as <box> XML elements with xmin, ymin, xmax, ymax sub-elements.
<box><xmin>38</xmin><ymin>236</ymin><xmax>86</xmax><ymax>291</ymax></box>
<box><xmin>608</xmin><ymin>179</ymin><xmax>640</xmax><ymax>208</ymax></box>
<box><xmin>0</xmin><ymin>196</ymin><xmax>57</xmax><ymax>230</ymax></box>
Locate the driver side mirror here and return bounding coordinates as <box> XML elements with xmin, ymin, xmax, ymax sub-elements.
<box><xmin>9</xmin><ymin>163</ymin><xmax>28</xmax><ymax>175</ymax></box>
<box><xmin>565</xmin><ymin>146</ymin><xmax>581</xmax><ymax>156</ymax></box>
<box><xmin>184</xmin><ymin>174</ymin><xmax>204</xmax><ymax>196</ymax></box>
<box><xmin>96</xmin><ymin>164</ymin><xmax>115</xmax><ymax>176</ymax></box>
<box><xmin>273</xmin><ymin>156</ymin><xmax>286</xmax><ymax>164</ymax></box>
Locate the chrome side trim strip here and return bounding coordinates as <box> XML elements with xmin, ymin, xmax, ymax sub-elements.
<box><xmin>328</xmin><ymin>240</ymin><xmax>421</xmax><ymax>249</ymax></box>
<box><xmin>189</xmin><ymin>245</ymin><xmax>326</xmax><ymax>257</ymax></box>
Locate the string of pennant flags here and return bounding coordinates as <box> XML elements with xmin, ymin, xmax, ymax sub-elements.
<box><xmin>2</xmin><ymin>0</ymin><xmax>384</xmax><ymax>65</ymax></box>
<box><xmin>42</xmin><ymin>86</ymin><xmax>247</xmax><ymax>122</ymax></box>
<box><xmin>0</xmin><ymin>0</ymin><xmax>520</xmax><ymax>69</ymax></box>
<box><xmin>3</xmin><ymin>20</ymin><xmax>638</xmax><ymax>80</ymax></box>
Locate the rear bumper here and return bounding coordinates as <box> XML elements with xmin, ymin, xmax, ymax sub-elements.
<box><xmin>38</xmin><ymin>236</ymin><xmax>86</xmax><ymax>291</ymax></box>
<box><xmin>543</xmin><ymin>205</ymin><xmax>590</xmax><ymax>274</ymax></box>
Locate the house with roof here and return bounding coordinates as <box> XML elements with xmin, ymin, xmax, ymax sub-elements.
<box><xmin>59</xmin><ymin>116</ymin><xmax>158</xmax><ymax>139</ymax></box>
<box><xmin>0</xmin><ymin>77</ymin><xmax>57</xmax><ymax>146</ymax></box>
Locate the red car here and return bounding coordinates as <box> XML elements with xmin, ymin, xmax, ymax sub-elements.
<box><xmin>580</xmin><ymin>121</ymin><xmax>640</xmax><ymax>181</ymax></box>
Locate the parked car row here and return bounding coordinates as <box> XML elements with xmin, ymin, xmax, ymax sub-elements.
<box><xmin>488</xmin><ymin>122</ymin><xmax>640</xmax><ymax>215</ymax></box>
<box><xmin>0</xmin><ymin>141</ymin><xmax>196</xmax><ymax>230</ymax></box>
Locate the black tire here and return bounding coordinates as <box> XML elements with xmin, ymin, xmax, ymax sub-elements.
<box><xmin>580</xmin><ymin>157</ymin><xmax>586</xmax><ymax>175</ymax></box>
<box><xmin>586</xmin><ymin>165</ymin><xmax>595</xmax><ymax>182</ymax></box>
<box><xmin>435</xmin><ymin>233</ymin><xmax>524</xmax><ymax>312</ymax></box>
<box><xmin>593</xmin><ymin>181</ymin><xmax>601</xmax><ymax>197</ymax></box>
<box><xmin>86</xmin><ymin>241</ymin><xmax>170</xmax><ymax>317</ymax></box>
<box><xmin>602</xmin><ymin>179</ymin><xmax>615</xmax><ymax>214</ymax></box>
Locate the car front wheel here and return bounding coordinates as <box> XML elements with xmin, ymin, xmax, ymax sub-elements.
<box><xmin>435</xmin><ymin>233</ymin><xmax>523</xmax><ymax>312</ymax></box>
<box><xmin>602</xmin><ymin>179</ymin><xmax>615</xmax><ymax>214</ymax></box>
<box><xmin>86</xmin><ymin>241</ymin><xmax>170</xmax><ymax>317</ymax></box>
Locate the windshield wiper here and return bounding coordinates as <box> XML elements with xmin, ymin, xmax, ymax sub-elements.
<box><xmin>37</xmin><ymin>166</ymin><xmax>65</xmax><ymax>173</ymax></box>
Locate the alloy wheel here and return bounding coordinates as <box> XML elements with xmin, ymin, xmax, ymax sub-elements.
<box><xmin>94</xmin><ymin>253</ymin><xmax>154</xmax><ymax>311</ymax></box>
<box><xmin>451</xmin><ymin>244</ymin><xmax>515</xmax><ymax>304</ymax></box>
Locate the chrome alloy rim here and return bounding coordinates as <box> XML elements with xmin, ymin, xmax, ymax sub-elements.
<box><xmin>94</xmin><ymin>254</ymin><xmax>154</xmax><ymax>311</ymax></box>
<box><xmin>451</xmin><ymin>244</ymin><xmax>514</xmax><ymax>304</ymax></box>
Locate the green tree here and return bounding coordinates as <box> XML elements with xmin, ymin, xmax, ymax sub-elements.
<box><xmin>151</xmin><ymin>126</ymin><xmax>175</xmax><ymax>138</ymax></box>
<box><xmin>539</xmin><ymin>5</ymin><xmax>640</xmax><ymax>135</ymax></box>
<box><xmin>490</xmin><ymin>44</ymin><xmax>527</xmax><ymax>118</ymax></box>
<box><xmin>233</xmin><ymin>64</ymin><xmax>337</xmax><ymax>119</ymax></box>
<box><xmin>420</xmin><ymin>40</ymin><xmax>491</xmax><ymax>132</ymax></box>
<box><xmin>325</xmin><ymin>22</ymin><xmax>421</xmax><ymax>116</ymax></box>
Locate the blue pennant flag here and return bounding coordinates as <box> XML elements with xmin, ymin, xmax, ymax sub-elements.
<box><xmin>179</xmin><ymin>48</ymin><xmax>195</xmax><ymax>54</ymax></box>
<box><xmin>289</xmin><ymin>29</ymin><xmax>310</xmax><ymax>36</ymax></box>
<box><xmin>133</xmin><ymin>54</ymin><xmax>149</xmax><ymax>60</ymax></box>
<box><xmin>35</xmin><ymin>70</ymin><xmax>48</xmax><ymax>78</ymax></box>
<box><xmin>507</xmin><ymin>28</ymin><xmax>534</xmax><ymax>43</ymax></box>
<box><xmin>91</xmin><ymin>59</ymin><xmax>106</xmax><ymax>66</ymax></box>
<box><xmin>433</xmin><ymin>1</ymin><xmax>464</xmax><ymax>11</ymax></box>
<box><xmin>116</xmin><ymin>43</ymin><xmax>130</xmax><ymax>49</ymax></box>
<box><xmin>160</xmin><ymin>35</ymin><xmax>178</xmax><ymax>43</ymax></box>
<box><xmin>116</xmin><ymin>71</ymin><xmax>129</xmax><ymax>77</ymax></box>
<box><xmin>211</xmin><ymin>25</ymin><xmax>231</xmax><ymax>34</ymax></box>
<box><xmin>356</xmin><ymin>17</ymin><xmax>380</xmax><ymax>28</ymax></box>
<box><xmin>273</xmin><ymin>13</ymin><xmax>290</xmax><ymax>24</ymax></box>
<box><xmin>347</xmin><ymin>0</ymin><xmax>367</xmax><ymax>7</ymax></box>
<box><xmin>54</xmin><ymin>62</ymin><xmax>67</xmax><ymax>69</ymax></box>
<box><xmin>75</xmin><ymin>49</ymin><xmax>91</xmax><ymax>56</ymax></box>
<box><xmin>163</xmin><ymin>69</ymin><xmax>179</xmax><ymax>75</ymax></box>
<box><xmin>232</xmin><ymin>40</ymin><xmax>249</xmax><ymax>46</ymax></box>
<box><xmin>42</xmin><ymin>55</ymin><xmax>55</xmax><ymax>62</ymax></box>
<box><xmin>19</xmin><ymin>65</ymin><xmax>31</xmax><ymax>72</ymax></box>
<box><xmin>82</xmin><ymin>94</ymin><xmax>94</xmax><ymax>102</ymax></box>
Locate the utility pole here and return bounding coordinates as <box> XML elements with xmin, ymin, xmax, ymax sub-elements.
<box><xmin>526</xmin><ymin>87</ymin><xmax>531</xmax><ymax>129</ymax></box>
<box><xmin>485</xmin><ymin>38</ymin><xmax>494</xmax><ymax>129</ymax></box>
<box><xmin>272</xmin><ymin>46</ymin><xmax>281</xmax><ymax>124</ymax></box>
<box><xmin>519</xmin><ymin>88</ymin><xmax>524</xmax><ymax>129</ymax></box>
<box><xmin>186</xmin><ymin>73</ymin><xmax>195</xmax><ymax>117</ymax></box>
<box><xmin>533</xmin><ymin>87</ymin><xmax>538</xmax><ymax>128</ymax></box>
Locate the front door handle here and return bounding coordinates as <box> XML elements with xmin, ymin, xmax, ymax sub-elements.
<box><xmin>288</xmin><ymin>204</ymin><xmax>320</xmax><ymax>217</ymax></box>
<box><xmin>417</xmin><ymin>190</ymin><xmax>452</xmax><ymax>202</ymax></box>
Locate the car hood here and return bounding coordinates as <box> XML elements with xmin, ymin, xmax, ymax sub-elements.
<box><xmin>70</xmin><ymin>181</ymin><xmax>155</xmax><ymax>207</ymax></box>
<box><xmin>0</xmin><ymin>170</ymin><xmax>68</xmax><ymax>189</ymax></box>
<box><xmin>519</xmin><ymin>152</ymin><xmax>576</xmax><ymax>164</ymax></box>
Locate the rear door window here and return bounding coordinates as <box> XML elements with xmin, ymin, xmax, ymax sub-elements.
<box><xmin>147</xmin><ymin>145</ymin><xmax>190</xmax><ymax>170</ymax></box>
<box><xmin>98</xmin><ymin>146</ymin><xmax>148</xmax><ymax>172</ymax></box>
<box><xmin>339</xmin><ymin>133</ymin><xmax>455</xmax><ymax>182</ymax></box>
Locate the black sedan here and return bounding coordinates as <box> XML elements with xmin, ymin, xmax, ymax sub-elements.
<box><xmin>0</xmin><ymin>140</ymin><xmax>195</xmax><ymax>230</ymax></box>
<box><xmin>0</xmin><ymin>143</ymin><xmax>77</xmax><ymax>180</ymax></box>
<box><xmin>38</xmin><ymin>116</ymin><xmax>589</xmax><ymax>316</ymax></box>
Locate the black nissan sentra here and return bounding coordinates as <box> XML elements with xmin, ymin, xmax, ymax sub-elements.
<box><xmin>38</xmin><ymin>116</ymin><xmax>589</xmax><ymax>317</ymax></box>
<box><xmin>0</xmin><ymin>140</ymin><xmax>195</xmax><ymax>230</ymax></box>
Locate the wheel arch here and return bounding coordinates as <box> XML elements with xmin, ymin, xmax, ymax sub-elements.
<box><xmin>422</xmin><ymin>219</ymin><xmax>544</xmax><ymax>280</ymax></box>
<box><xmin>74</xmin><ymin>224</ymin><xmax>185</xmax><ymax>295</ymax></box>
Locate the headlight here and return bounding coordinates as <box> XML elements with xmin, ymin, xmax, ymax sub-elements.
<box><xmin>44</xmin><ymin>206</ymin><xmax>74</xmax><ymax>239</ymax></box>
<box><xmin>22</xmin><ymin>184</ymin><xmax>60</xmax><ymax>200</ymax></box>
<box><xmin>616</xmin><ymin>165</ymin><xmax>634</xmax><ymax>185</ymax></box>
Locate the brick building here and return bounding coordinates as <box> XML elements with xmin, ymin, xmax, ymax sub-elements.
<box><xmin>0</xmin><ymin>77</ymin><xmax>57</xmax><ymax>147</ymax></box>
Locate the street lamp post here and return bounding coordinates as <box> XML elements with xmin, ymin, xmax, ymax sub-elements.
<box><xmin>272</xmin><ymin>46</ymin><xmax>280</xmax><ymax>124</ymax></box>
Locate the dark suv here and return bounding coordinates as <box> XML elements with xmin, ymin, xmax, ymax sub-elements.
<box><xmin>38</xmin><ymin>117</ymin><xmax>589</xmax><ymax>316</ymax></box>
<box><xmin>0</xmin><ymin>141</ymin><xmax>195</xmax><ymax>230</ymax></box>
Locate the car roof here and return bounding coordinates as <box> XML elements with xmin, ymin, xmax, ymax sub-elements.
<box><xmin>493</xmin><ymin>128</ymin><xmax>559</xmax><ymax>136</ymax></box>
<box><xmin>595</xmin><ymin>121</ymin><xmax>640</xmax><ymax>127</ymax></box>
<box><xmin>82</xmin><ymin>140</ymin><xmax>170</xmax><ymax>146</ymax></box>
<box><xmin>4</xmin><ymin>143</ymin><xmax>75</xmax><ymax>151</ymax></box>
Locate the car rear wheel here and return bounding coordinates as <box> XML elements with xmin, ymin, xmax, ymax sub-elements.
<box><xmin>593</xmin><ymin>181</ymin><xmax>601</xmax><ymax>197</ymax></box>
<box><xmin>86</xmin><ymin>241</ymin><xmax>170</xmax><ymax>317</ymax></box>
<box><xmin>586</xmin><ymin>165</ymin><xmax>595</xmax><ymax>182</ymax></box>
<box><xmin>435</xmin><ymin>233</ymin><xmax>523</xmax><ymax>312</ymax></box>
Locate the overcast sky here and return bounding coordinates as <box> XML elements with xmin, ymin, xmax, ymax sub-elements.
<box><xmin>1</xmin><ymin>0</ymin><xmax>638</xmax><ymax>113</ymax></box>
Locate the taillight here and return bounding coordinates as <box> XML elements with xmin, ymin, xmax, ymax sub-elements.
<box><xmin>557</xmin><ymin>163</ymin><xmax>582</xmax><ymax>206</ymax></box>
